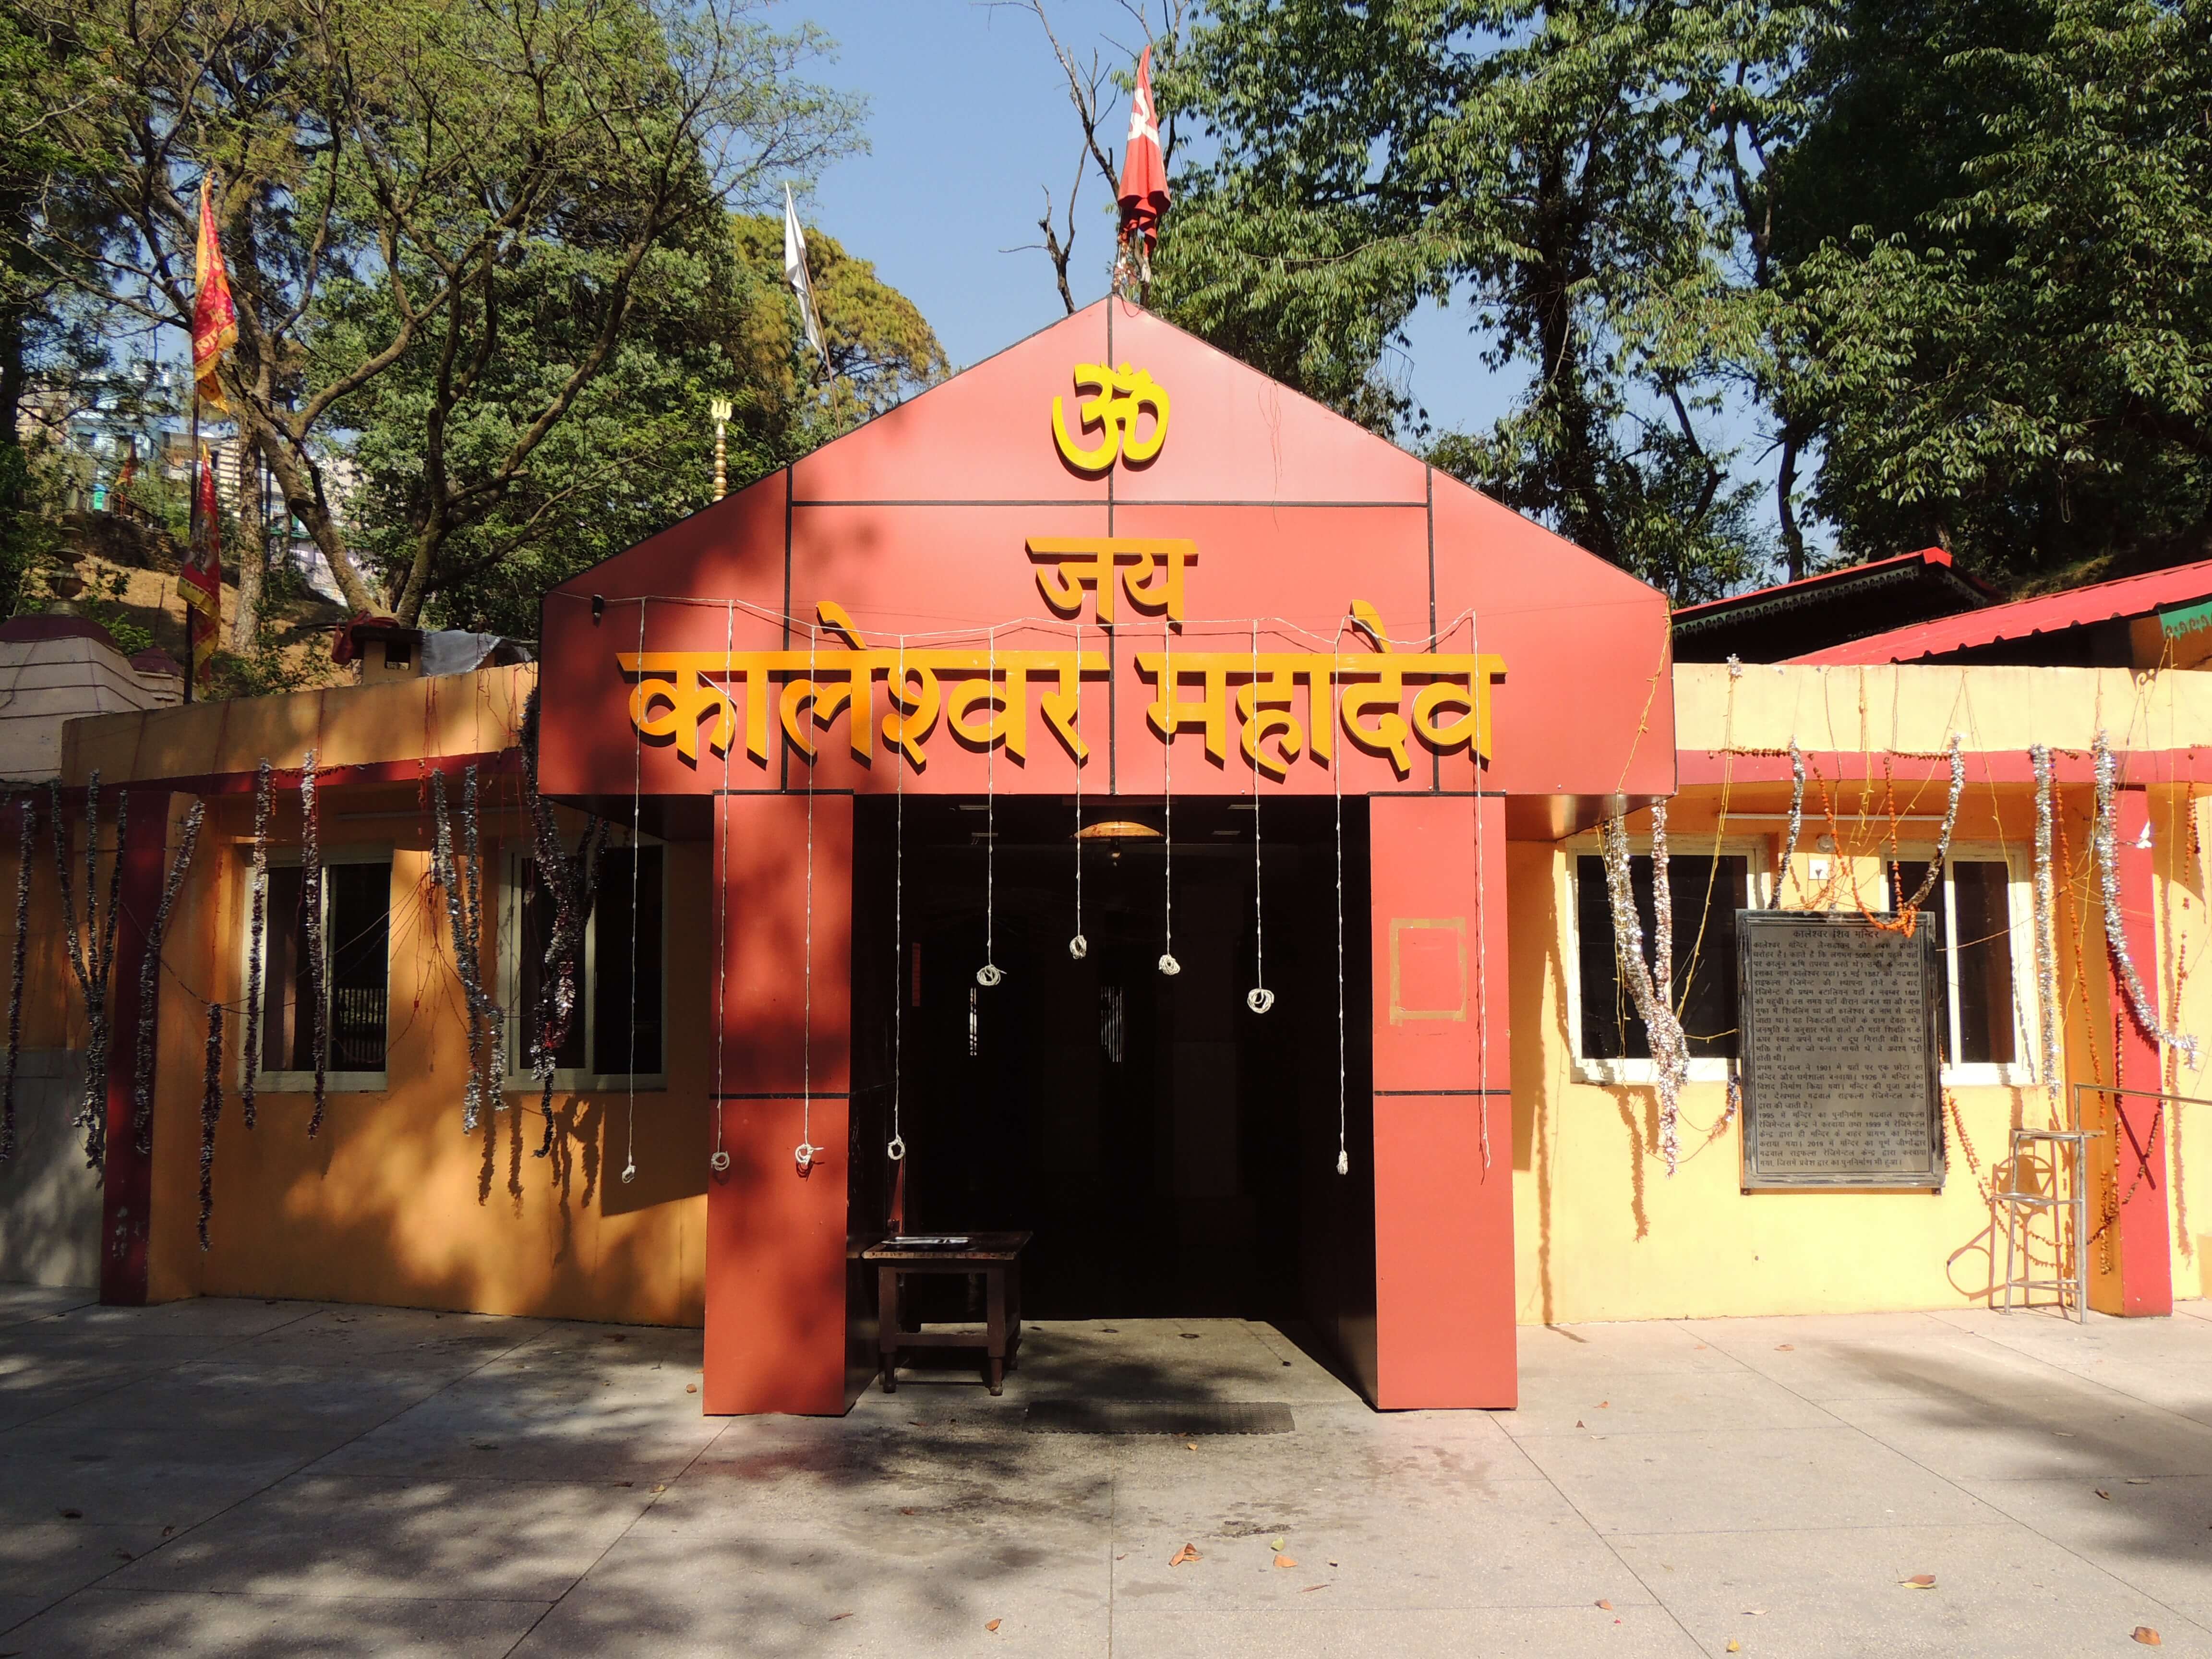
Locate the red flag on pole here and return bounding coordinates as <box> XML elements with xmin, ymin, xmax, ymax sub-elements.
<box><xmin>1117</xmin><ymin>47</ymin><xmax>1170</xmax><ymax>257</ymax></box>
<box><xmin>192</xmin><ymin>177</ymin><xmax>238</xmax><ymax>412</ymax></box>
<box><xmin>180</xmin><ymin>450</ymin><xmax>223</xmax><ymax>685</ymax></box>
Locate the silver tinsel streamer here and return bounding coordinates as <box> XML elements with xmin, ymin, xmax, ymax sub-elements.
<box><xmin>52</xmin><ymin>773</ymin><xmax>126</xmax><ymax>1170</ymax></box>
<box><xmin>240</xmin><ymin>761</ymin><xmax>273</xmax><ymax>1129</ymax></box>
<box><xmin>519</xmin><ymin>689</ymin><xmax>605</xmax><ymax>1157</ymax></box>
<box><xmin>0</xmin><ymin>798</ymin><xmax>30</xmax><ymax>1164</ymax></box>
<box><xmin>463</xmin><ymin>766</ymin><xmax>505</xmax><ymax>1118</ymax></box>
<box><xmin>2031</xmin><ymin>745</ymin><xmax>2064</xmax><ymax>1118</ymax></box>
<box><xmin>1598</xmin><ymin>810</ymin><xmax>1691</xmax><ymax>1175</ymax></box>
<box><xmin>1771</xmin><ymin>741</ymin><xmax>1805</xmax><ymax>909</ymax></box>
<box><xmin>1650</xmin><ymin>799</ymin><xmax>1681</xmax><ymax>1173</ymax></box>
<box><xmin>130</xmin><ymin>802</ymin><xmax>206</xmax><ymax>1155</ymax></box>
<box><xmin>429</xmin><ymin>767</ymin><xmax>502</xmax><ymax>1133</ymax></box>
<box><xmin>2092</xmin><ymin>729</ymin><xmax>2199</xmax><ymax>1067</ymax></box>
<box><xmin>301</xmin><ymin>751</ymin><xmax>328</xmax><ymax>1136</ymax></box>
<box><xmin>196</xmin><ymin>1000</ymin><xmax>225</xmax><ymax>1250</ymax></box>
<box><xmin>1892</xmin><ymin>734</ymin><xmax>1967</xmax><ymax>919</ymax></box>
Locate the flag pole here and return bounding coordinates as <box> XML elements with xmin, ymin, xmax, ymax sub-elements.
<box><xmin>184</xmin><ymin>376</ymin><xmax>198</xmax><ymax>706</ymax></box>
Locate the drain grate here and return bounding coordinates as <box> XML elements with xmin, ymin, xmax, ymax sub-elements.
<box><xmin>1023</xmin><ymin>1401</ymin><xmax>1295</xmax><ymax>1436</ymax></box>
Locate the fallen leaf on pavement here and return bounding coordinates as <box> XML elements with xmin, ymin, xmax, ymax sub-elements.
<box><xmin>1269</xmin><ymin>1536</ymin><xmax>1286</xmax><ymax>1550</ymax></box>
<box><xmin>1169</xmin><ymin>1544</ymin><xmax>1202</xmax><ymax>1568</ymax></box>
<box><xmin>2127</xmin><ymin>1478</ymin><xmax>2152</xmax><ymax>1485</ymax></box>
<box><xmin>1300</xmin><ymin>1584</ymin><xmax>1329</xmax><ymax>1593</ymax></box>
<box><xmin>2134</xmin><ymin>1629</ymin><xmax>2162</xmax><ymax>1647</ymax></box>
<box><xmin>1776</xmin><ymin>1344</ymin><xmax>1794</xmax><ymax>1352</ymax></box>
<box><xmin>829</xmin><ymin>1613</ymin><xmax>853</xmax><ymax>1622</ymax></box>
<box><xmin>985</xmin><ymin>1620</ymin><xmax>1001</xmax><ymax>1633</ymax></box>
<box><xmin>2097</xmin><ymin>1490</ymin><xmax>2113</xmax><ymax>1500</ymax></box>
<box><xmin>1183</xmin><ymin>1442</ymin><xmax>1198</xmax><ymax>1452</ymax></box>
<box><xmin>1743</xmin><ymin>1608</ymin><xmax>1767</xmax><ymax>1615</ymax></box>
<box><xmin>1275</xmin><ymin>1555</ymin><xmax>1299</xmax><ymax>1569</ymax></box>
<box><xmin>1599</xmin><ymin>1400</ymin><xmax>1610</xmax><ymax>1408</ymax></box>
<box><xmin>1596</xmin><ymin>1600</ymin><xmax>1613</xmax><ymax>1611</ymax></box>
<box><xmin>1900</xmin><ymin>1575</ymin><xmax>1936</xmax><ymax>1589</ymax></box>
<box><xmin>1726</xmin><ymin>1643</ymin><xmax>1741</xmax><ymax>1653</ymax></box>
<box><xmin>1575</xmin><ymin>1419</ymin><xmax>1586</xmax><ymax>1429</ymax></box>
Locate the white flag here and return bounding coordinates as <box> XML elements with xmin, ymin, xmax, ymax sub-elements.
<box><xmin>783</xmin><ymin>185</ymin><xmax>829</xmax><ymax>377</ymax></box>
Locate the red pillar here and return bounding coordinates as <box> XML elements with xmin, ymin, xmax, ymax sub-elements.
<box><xmin>2100</xmin><ymin>782</ymin><xmax>2172</xmax><ymax>1317</ymax></box>
<box><xmin>99</xmin><ymin>789</ymin><xmax>174</xmax><ymax>1306</ymax></box>
<box><xmin>1368</xmin><ymin>793</ymin><xmax>1515</xmax><ymax>1407</ymax></box>
<box><xmin>702</xmin><ymin>792</ymin><xmax>856</xmax><ymax>1413</ymax></box>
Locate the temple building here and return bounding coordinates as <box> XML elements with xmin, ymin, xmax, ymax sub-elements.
<box><xmin>4</xmin><ymin>301</ymin><xmax>2211</xmax><ymax>1414</ymax></box>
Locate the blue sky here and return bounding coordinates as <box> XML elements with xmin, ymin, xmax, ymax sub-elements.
<box><xmin>790</xmin><ymin>1</ymin><xmax>1528</xmax><ymax>437</ymax></box>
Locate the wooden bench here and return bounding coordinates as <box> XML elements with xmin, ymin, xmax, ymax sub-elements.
<box><xmin>863</xmin><ymin>1231</ymin><xmax>1031</xmax><ymax>1396</ymax></box>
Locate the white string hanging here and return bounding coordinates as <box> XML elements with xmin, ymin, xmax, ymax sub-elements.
<box><xmin>240</xmin><ymin>760</ymin><xmax>272</xmax><ymax>1130</ymax></box>
<box><xmin>711</xmin><ymin>602</ymin><xmax>734</xmax><ymax>1174</ymax></box>
<box><xmin>301</xmin><ymin>750</ymin><xmax>327</xmax><ymax>1137</ymax></box>
<box><xmin>797</xmin><ymin>621</ymin><xmax>820</xmax><ymax>1172</ymax></box>
<box><xmin>1245</xmin><ymin>619</ymin><xmax>1273</xmax><ymax>1014</ymax></box>
<box><xmin>622</xmin><ymin>605</ymin><xmax>644</xmax><ymax>1185</ymax></box>
<box><xmin>1069</xmin><ymin>617</ymin><xmax>1087</xmax><ymax>961</ymax></box>
<box><xmin>1469</xmin><ymin>609</ymin><xmax>1490</xmax><ymax>1170</ymax></box>
<box><xmin>1332</xmin><ymin>614</ymin><xmax>1347</xmax><ymax>1176</ymax></box>
<box><xmin>2030</xmin><ymin>744</ymin><xmax>2063</xmax><ymax>1122</ymax></box>
<box><xmin>888</xmin><ymin>636</ymin><xmax>908</xmax><ymax>1164</ymax></box>
<box><xmin>2092</xmin><ymin>729</ymin><xmax>2199</xmax><ymax>1066</ymax></box>
<box><xmin>1159</xmin><ymin>617</ymin><xmax>1180</xmax><ymax>977</ymax></box>
<box><xmin>977</xmin><ymin>625</ymin><xmax>1005</xmax><ymax>989</ymax></box>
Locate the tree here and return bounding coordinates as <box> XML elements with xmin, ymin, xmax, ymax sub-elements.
<box><xmin>1151</xmin><ymin>0</ymin><xmax>1815</xmax><ymax>601</ymax></box>
<box><xmin>20</xmin><ymin>0</ymin><xmax>861</xmax><ymax>625</ymax></box>
<box><xmin>347</xmin><ymin>211</ymin><xmax>946</xmax><ymax>639</ymax></box>
<box><xmin>1769</xmin><ymin>0</ymin><xmax>2212</xmax><ymax>583</ymax></box>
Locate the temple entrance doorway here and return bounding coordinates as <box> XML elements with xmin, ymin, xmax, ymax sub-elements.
<box><xmin>849</xmin><ymin>795</ymin><xmax>1374</xmax><ymax>1353</ymax></box>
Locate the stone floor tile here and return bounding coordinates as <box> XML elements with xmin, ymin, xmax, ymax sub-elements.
<box><xmin>1611</xmin><ymin>1521</ymin><xmax>2212</xmax><ymax>1658</ymax></box>
<box><xmin>0</xmin><ymin>1285</ymin><xmax>93</xmax><ymax>1330</ymax></box>
<box><xmin>1514</xmin><ymin>1321</ymin><xmax>1748</xmax><ymax>1380</ymax></box>
<box><xmin>1826</xmin><ymin>1385</ymin><xmax>2212</xmax><ymax>1480</ymax></box>
<box><xmin>1959</xmin><ymin>1473</ymin><xmax>2212</xmax><ymax>1625</ymax></box>
<box><xmin>508</xmin><ymin>1526</ymin><xmax>1110</xmax><ymax>1659</ymax></box>
<box><xmin>0</xmin><ymin>1454</ymin><xmax>305</xmax><ymax>1527</ymax></box>
<box><xmin>1107</xmin><ymin>1603</ymin><xmax>1706</xmax><ymax>1658</ymax></box>
<box><xmin>1515</xmin><ymin>1425</ymin><xmax>2002</xmax><ymax>1534</ymax></box>
<box><xmin>0</xmin><ymin>1519</ymin><xmax>170</xmax><ymax>1603</ymax></box>
<box><xmin>1502</xmin><ymin>1367</ymin><xmax>1839</xmax><ymax>1438</ymax></box>
<box><xmin>104</xmin><ymin>1473</ymin><xmax>658</xmax><ymax>1600</ymax></box>
<box><xmin>0</xmin><ymin>1587</ymin><xmax>548</xmax><ymax>1656</ymax></box>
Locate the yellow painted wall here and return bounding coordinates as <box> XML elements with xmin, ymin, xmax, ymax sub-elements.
<box><xmin>1508</xmin><ymin>664</ymin><xmax>2212</xmax><ymax>1326</ymax></box>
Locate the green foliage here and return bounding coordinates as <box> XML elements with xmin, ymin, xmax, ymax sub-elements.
<box><xmin>344</xmin><ymin>210</ymin><xmax>946</xmax><ymax>640</ymax></box>
<box><xmin>1771</xmin><ymin>0</ymin><xmax>2212</xmax><ymax>582</ymax></box>
<box><xmin>1153</xmin><ymin>0</ymin><xmax>1810</xmax><ymax>601</ymax></box>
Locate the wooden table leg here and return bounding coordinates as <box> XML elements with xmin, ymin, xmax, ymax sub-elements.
<box><xmin>1005</xmin><ymin>1259</ymin><xmax>1022</xmax><ymax>1373</ymax></box>
<box><xmin>878</xmin><ymin>1263</ymin><xmax>899</xmax><ymax>1394</ymax></box>
<box><xmin>985</xmin><ymin>1266</ymin><xmax>1007</xmax><ymax>1395</ymax></box>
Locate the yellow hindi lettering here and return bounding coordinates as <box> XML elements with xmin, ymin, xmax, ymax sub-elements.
<box><xmin>1026</xmin><ymin>537</ymin><xmax>1197</xmax><ymax>624</ymax></box>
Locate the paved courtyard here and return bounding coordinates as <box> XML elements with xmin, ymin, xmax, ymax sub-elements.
<box><xmin>4</xmin><ymin>1288</ymin><xmax>2212</xmax><ymax>1656</ymax></box>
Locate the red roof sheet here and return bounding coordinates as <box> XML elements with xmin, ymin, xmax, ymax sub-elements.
<box><xmin>1672</xmin><ymin>548</ymin><xmax>1982</xmax><ymax>622</ymax></box>
<box><xmin>1790</xmin><ymin>557</ymin><xmax>2212</xmax><ymax>665</ymax></box>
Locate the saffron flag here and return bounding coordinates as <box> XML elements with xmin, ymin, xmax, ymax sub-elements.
<box><xmin>192</xmin><ymin>176</ymin><xmax>237</xmax><ymax>412</ymax></box>
<box><xmin>782</xmin><ymin>185</ymin><xmax>829</xmax><ymax>377</ymax></box>
<box><xmin>1116</xmin><ymin>47</ymin><xmax>1170</xmax><ymax>252</ymax></box>
<box><xmin>180</xmin><ymin>450</ymin><xmax>223</xmax><ymax>685</ymax></box>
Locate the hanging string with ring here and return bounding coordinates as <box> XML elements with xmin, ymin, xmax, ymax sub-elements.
<box><xmin>1332</xmin><ymin>611</ymin><xmax>1348</xmax><ymax>1176</ymax></box>
<box><xmin>1246</xmin><ymin>617</ymin><xmax>1273</xmax><ymax>1013</ymax></box>
<box><xmin>1470</xmin><ymin>607</ymin><xmax>1490</xmax><ymax>1170</ymax></box>
<box><xmin>622</xmin><ymin>601</ymin><xmax>644</xmax><ymax>1185</ymax></box>
<box><xmin>888</xmin><ymin>636</ymin><xmax>907</xmax><ymax>1164</ymax></box>
<box><xmin>796</xmin><ymin>621</ymin><xmax>820</xmax><ymax>1172</ymax></box>
<box><xmin>1159</xmin><ymin>616</ymin><xmax>1180</xmax><ymax>976</ymax></box>
<box><xmin>1069</xmin><ymin>615</ymin><xmax>1087</xmax><ymax>961</ymax></box>
<box><xmin>977</xmin><ymin>625</ymin><xmax>1005</xmax><ymax>989</ymax></box>
<box><xmin>710</xmin><ymin>601</ymin><xmax>733</xmax><ymax>1174</ymax></box>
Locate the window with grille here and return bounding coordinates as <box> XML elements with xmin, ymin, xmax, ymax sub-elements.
<box><xmin>253</xmin><ymin>854</ymin><xmax>391</xmax><ymax>1082</ymax></box>
<box><xmin>1574</xmin><ymin>852</ymin><xmax>1752</xmax><ymax>1066</ymax></box>
<box><xmin>506</xmin><ymin>843</ymin><xmax>665</xmax><ymax>1082</ymax></box>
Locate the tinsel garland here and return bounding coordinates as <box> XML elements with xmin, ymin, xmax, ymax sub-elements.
<box><xmin>51</xmin><ymin>774</ymin><xmax>126</xmax><ymax>1170</ymax></box>
<box><xmin>1650</xmin><ymin>798</ymin><xmax>1680</xmax><ymax>1173</ymax></box>
<box><xmin>1889</xmin><ymin>735</ymin><xmax>1967</xmax><ymax>924</ymax></box>
<box><xmin>463</xmin><ymin>766</ymin><xmax>506</xmax><ymax>1118</ymax></box>
<box><xmin>428</xmin><ymin>766</ymin><xmax>502</xmax><ymax>1132</ymax></box>
<box><xmin>1771</xmin><ymin>740</ymin><xmax>1805</xmax><ymax>910</ymax></box>
<box><xmin>301</xmin><ymin>751</ymin><xmax>328</xmax><ymax>1136</ymax></box>
<box><xmin>519</xmin><ymin>689</ymin><xmax>605</xmax><ymax>1157</ymax></box>
<box><xmin>1598</xmin><ymin>809</ymin><xmax>1691</xmax><ymax>1176</ymax></box>
<box><xmin>240</xmin><ymin>760</ymin><xmax>273</xmax><ymax>1129</ymax></box>
<box><xmin>196</xmin><ymin>1000</ymin><xmax>224</xmax><ymax>1250</ymax></box>
<box><xmin>2092</xmin><ymin>730</ymin><xmax>2200</xmax><ymax>1067</ymax></box>
<box><xmin>2031</xmin><ymin>745</ymin><xmax>2064</xmax><ymax>1120</ymax></box>
<box><xmin>0</xmin><ymin>798</ymin><xmax>30</xmax><ymax>1164</ymax></box>
<box><xmin>130</xmin><ymin>802</ymin><xmax>206</xmax><ymax>1155</ymax></box>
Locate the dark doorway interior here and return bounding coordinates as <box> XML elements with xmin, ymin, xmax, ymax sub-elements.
<box><xmin>849</xmin><ymin>794</ymin><xmax>1373</xmax><ymax>1338</ymax></box>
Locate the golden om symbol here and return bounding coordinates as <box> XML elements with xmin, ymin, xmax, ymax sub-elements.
<box><xmin>1051</xmin><ymin>362</ymin><xmax>1171</xmax><ymax>473</ymax></box>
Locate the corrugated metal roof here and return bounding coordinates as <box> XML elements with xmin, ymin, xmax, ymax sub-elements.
<box><xmin>1790</xmin><ymin>558</ymin><xmax>2212</xmax><ymax>665</ymax></box>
